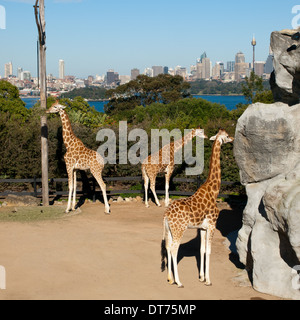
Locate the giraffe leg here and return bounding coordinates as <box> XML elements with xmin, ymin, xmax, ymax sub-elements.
<box><xmin>66</xmin><ymin>168</ymin><xmax>74</xmax><ymax>213</ymax></box>
<box><xmin>164</xmin><ymin>219</ymin><xmax>175</xmax><ymax>284</ymax></box>
<box><xmin>164</xmin><ymin>167</ymin><xmax>173</xmax><ymax>207</ymax></box>
<box><xmin>72</xmin><ymin>170</ymin><xmax>77</xmax><ymax>211</ymax></box>
<box><xmin>167</xmin><ymin>246</ymin><xmax>175</xmax><ymax>285</ymax></box>
<box><xmin>204</xmin><ymin>228</ymin><xmax>215</xmax><ymax>286</ymax></box>
<box><xmin>150</xmin><ymin>176</ymin><xmax>161</xmax><ymax>207</ymax></box>
<box><xmin>170</xmin><ymin>242</ymin><xmax>184</xmax><ymax>288</ymax></box>
<box><xmin>199</xmin><ymin>229</ymin><xmax>206</xmax><ymax>283</ymax></box>
<box><xmin>143</xmin><ymin>169</ymin><xmax>150</xmax><ymax>208</ymax></box>
<box><xmin>91</xmin><ymin>169</ymin><xmax>110</xmax><ymax>215</ymax></box>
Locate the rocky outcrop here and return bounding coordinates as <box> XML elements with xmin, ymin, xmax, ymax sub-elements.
<box><xmin>234</xmin><ymin>28</ymin><xmax>300</xmax><ymax>299</ymax></box>
<box><xmin>234</xmin><ymin>102</ymin><xmax>300</xmax><ymax>299</ymax></box>
<box><xmin>270</xmin><ymin>28</ymin><xmax>300</xmax><ymax>106</ymax></box>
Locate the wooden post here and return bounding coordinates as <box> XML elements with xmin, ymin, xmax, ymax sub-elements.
<box><xmin>34</xmin><ymin>0</ymin><xmax>49</xmax><ymax>206</ymax></box>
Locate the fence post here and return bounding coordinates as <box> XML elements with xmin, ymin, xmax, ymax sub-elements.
<box><xmin>34</xmin><ymin>176</ymin><xmax>37</xmax><ymax>198</ymax></box>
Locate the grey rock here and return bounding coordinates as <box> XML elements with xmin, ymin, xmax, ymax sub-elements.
<box><xmin>117</xmin><ymin>196</ymin><xmax>124</xmax><ymax>203</ymax></box>
<box><xmin>251</xmin><ymin>216</ymin><xmax>300</xmax><ymax>299</ymax></box>
<box><xmin>270</xmin><ymin>28</ymin><xmax>300</xmax><ymax>106</ymax></box>
<box><xmin>4</xmin><ymin>194</ymin><xmax>41</xmax><ymax>207</ymax></box>
<box><xmin>234</xmin><ymin>98</ymin><xmax>300</xmax><ymax>299</ymax></box>
<box><xmin>234</xmin><ymin>102</ymin><xmax>300</xmax><ymax>185</ymax></box>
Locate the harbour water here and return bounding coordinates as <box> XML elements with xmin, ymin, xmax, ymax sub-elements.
<box><xmin>22</xmin><ymin>95</ymin><xmax>247</xmax><ymax>112</ymax></box>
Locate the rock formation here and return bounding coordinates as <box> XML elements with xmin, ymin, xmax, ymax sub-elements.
<box><xmin>234</xmin><ymin>28</ymin><xmax>300</xmax><ymax>299</ymax></box>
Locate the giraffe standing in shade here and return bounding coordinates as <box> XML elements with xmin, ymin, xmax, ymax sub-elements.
<box><xmin>46</xmin><ymin>102</ymin><xmax>110</xmax><ymax>214</ymax></box>
<box><xmin>142</xmin><ymin>128</ymin><xmax>207</xmax><ymax>208</ymax></box>
<box><xmin>161</xmin><ymin>129</ymin><xmax>234</xmax><ymax>288</ymax></box>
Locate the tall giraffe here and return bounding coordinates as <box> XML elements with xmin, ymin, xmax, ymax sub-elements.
<box><xmin>46</xmin><ymin>102</ymin><xmax>110</xmax><ymax>214</ymax></box>
<box><xmin>142</xmin><ymin>128</ymin><xmax>207</xmax><ymax>208</ymax></box>
<box><xmin>161</xmin><ymin>129</ymin><xmax>234</xmax><ymax>288</ymax></box>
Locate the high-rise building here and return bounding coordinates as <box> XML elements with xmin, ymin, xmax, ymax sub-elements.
<box><xmin>202</xmin><ymin>57</ymin><xmax>212</xmax><ymax>80</ymax></box>
<box><xmin>106</xmin><ymin>69</ymin><xmax>119</xmax><ymax>85</ymax></box>
<box><xmin>152</xmin><ymin>66</ymin><xmax>163</xmax><ymax>77</ymax></box>
<box><xmin>212</xmin><ymin>62</ymin><xmax>224</xmax><ymax>79</ymax></box>
<box><xmin>254</xmin><ymin>61</ymin><xmax>265</xmax><ymax>77</ymax></box>
<box><xmin>235</xmin><ymin>51</ymin><xmax>245</xmax><ymax>64</ymax></box>
<box><xmin>227</xmin><ymin>61</ymin><xmax>235</xmax><ymax>72</ymax></box>
<box><xmin>17</xmin><ymin>68</ymin><xmax>23</xmax><ymax>80</ymax></box>
<box><xmin>196</xmin><ymin>61</ymin><xmax>203</xmax><ymax>79</ymax></box>
<box><xmin>144</xmin><ymin>68</ymin><xmax>153</xmax><ymax>77</ymax></box>
<box><xmin>4</xmin><ymin>62</ymin><xmax>13</xmax><ymax>78</ymax></box>
<box><xmin>234</xmin><ymin>52</ymin><xmax>248</xmax><ymax>81</ymax></box>
<box><xmin>59</xmin><ymin>59</ymin><xmax>65</xmax><ymax>79</ymax></box>
<box><xmin>22</xmin><ymin>71</ymin><xmax>31</xmax><ymax>81</ymax></box>
<box><xmin>174</xmin><ymin>66</ymin><xmax>187</xmax><ymax>79</ymax></box>
<box><xmin>131</xmin><ymin>68</ymin><xmax>140</xmax><ymax>80</ymax></box>
<box><xmin>163</xmin><ymin>66</ymin><xmax>169</xmax><ymax>75</ymax></box>
<box><xmin>198</xmin><ymin>52</ymin><xmax>207</xmax><ymax>63</ymax></box>
<box><xmin>264</xmin><ymin>54</ymin><xmax>274</xmax><ymax>74</ymax></box>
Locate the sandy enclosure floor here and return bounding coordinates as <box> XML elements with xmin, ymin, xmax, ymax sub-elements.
<box><xmin>0</xmin><ymin>201</ymin><xmax>280</xmax><ymax>300</ymax></box>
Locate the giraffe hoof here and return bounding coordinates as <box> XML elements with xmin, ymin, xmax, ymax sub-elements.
<box><xmin>178</xmin><ymin>284</ymin><xmax>184</xmax><ymax>289</ymax></box>
<box><xmin>199</xmin><ymin>277</ymin><xmax>205</xmax><ymax>283</ymax></box>
<box><xmin>205</xmin><ymin>282</ymin><xmax>212</xmax><ymax>287</ymax></box>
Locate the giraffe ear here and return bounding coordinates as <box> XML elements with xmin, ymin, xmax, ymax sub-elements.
<box><xmin>210</xmin><ymin>135</ymin><xmax>217</xmax><ymax>141</ymax></box>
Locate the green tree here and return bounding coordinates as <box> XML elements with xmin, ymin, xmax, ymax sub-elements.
<box><xmin>105</xmin><ymin>74</ymin><xmax>190</xmax><ymax>116</ymax></box>
<box><xmin>242</xmin><ymin>71</ymin><xmax>265</xmax><ymax>103</ymax></box>
<box><xmin>0</xmin><ymin>80</ymin><xmax>30</xmax><ymax>121</ymax></box>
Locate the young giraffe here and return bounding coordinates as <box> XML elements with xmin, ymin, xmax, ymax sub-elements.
<box><xmin>142</xmin><ymin>128</ymin><xmax>207</xmax><ymax>208</ymax></box>
<box><xmin>46</xmin><ymin>102</ymin><xmax>110</xmax><ymax>214</ymax></box>
<box><xmin>161</xmin><ymin>129</ymin><xmax>234</xmax><ymax>288</ymax></box>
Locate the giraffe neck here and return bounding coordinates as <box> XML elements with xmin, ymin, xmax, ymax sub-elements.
<box><xmin>205</xmin><ymin>139</ymin><xmax>222</xmax><ymax>189</ymax></box>
<box><xmin>59</xmin><ymin>109</ymin><xmax>79</xmax><ymax>149</ymax></box>
<box><xmin>173</xmin><ymin>130</ymin><xmax>194</xmax><ymax>154</ymax></box>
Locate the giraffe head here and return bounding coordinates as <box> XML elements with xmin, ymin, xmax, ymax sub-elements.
<box><xmin>192</xmin><ymin>128</ymin><xmax>208</xmax><ymax>139</ymax></box>
<box><xmin>46</xmin><ymin>100</ymin><xmax>66</xmax><ymax>114</ymax></box>
<box><xmin>210</xmin><ymin>129</ymin><xmax>234</xmax><ymax>145</ymax></box>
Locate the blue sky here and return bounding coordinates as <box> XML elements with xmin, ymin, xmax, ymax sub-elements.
<box><xmin>0</xmin><ymin>0</ymin><xmax>299</xmax><ymax>78</ymax></box>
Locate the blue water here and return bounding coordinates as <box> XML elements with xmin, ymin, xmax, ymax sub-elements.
<box><xmin>22</xmin><ymin>95</ymin><xmax>247</xmax><ymax>112</ymax></box>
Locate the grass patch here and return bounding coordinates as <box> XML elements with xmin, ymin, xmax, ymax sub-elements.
<box><xmin>0</xmin><ymin>206</ymin><xmax>68</xmax><ymax>222</ymax></box>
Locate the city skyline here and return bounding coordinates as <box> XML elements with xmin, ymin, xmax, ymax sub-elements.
<box><xmin>0</xmin><ymin>0</ymin><xmax>299</xmax><ymax>78</ymax></box>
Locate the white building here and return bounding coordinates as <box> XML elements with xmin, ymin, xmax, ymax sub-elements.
<box><xmin>144</xmin><ymin>67</ymin><xmax>153</xmax><ymax>77</ymax></box>
<box><xmin>59</xmin><ymin>59</ymin><xmax>65</xmax><ymax>79</ymax></box>
<box><xmin>4</xmin><ymin>62</ymin><xmax>13</xmax><ymax>78</ymax></box>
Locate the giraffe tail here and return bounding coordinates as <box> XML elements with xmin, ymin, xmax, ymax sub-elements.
<box><xmin>161</xmin><ymin>217</ymin><xmax>170</xmax><ymax>272</ymax></box>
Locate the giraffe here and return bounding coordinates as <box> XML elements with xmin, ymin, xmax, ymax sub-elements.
<box><xmin>161</xmin><ymin>129</ymin><xmax>234</xmax><ymax>288</ymax></box>
<box><xmin>46</xmin><ymin>101</ymin><xmax>110</xmax><ymax>214</ymax></box>
<box><xmin>141</xmin><ymin>128</ymin><xmax>207</xmax><ymax>208</ymax></box>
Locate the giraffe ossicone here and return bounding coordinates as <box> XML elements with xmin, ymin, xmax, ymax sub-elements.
<box><xmin>47</xmin><ymin>101</ymin><xmax>110</xmax><ymax>215</ymax></box>
<box><xmin>161</xmin><ymin>129</ymin><xmax>234</xmax><ymax>288</ymax></box>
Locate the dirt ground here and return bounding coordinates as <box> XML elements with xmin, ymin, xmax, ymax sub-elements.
<box><xmin>0</xmin><ymin>200</ymin><xmax>280</xmax><ymax>300</ymax></box>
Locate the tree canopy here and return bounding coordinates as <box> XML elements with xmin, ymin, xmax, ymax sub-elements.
<box><xmin>242</xmin><ymin>71</ymin><xmax>274</xmax><ymax>104</ymax></box>
<box><xmin>104</xmin><ymin>74</ymin><xmax>191</xmax><ymax>115</ymax></box>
